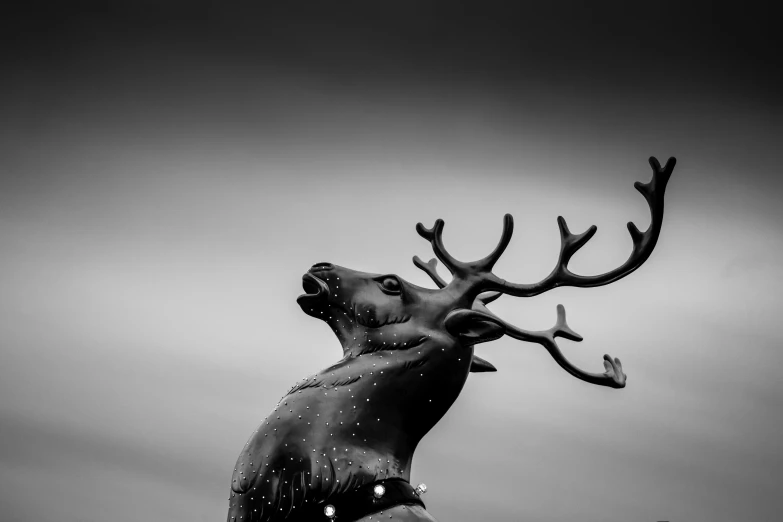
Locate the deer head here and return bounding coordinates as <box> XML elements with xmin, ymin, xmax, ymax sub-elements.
<box><xmin>297</xmin><ymin>262</ymin><xmax>503</xmax><ymax>362</ymax></box>
<box><xmin>227</xmin><ymin>157</ymin><xmax>675</xmax><ymax>522</ymax></box>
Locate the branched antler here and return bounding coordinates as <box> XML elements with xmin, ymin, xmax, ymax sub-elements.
<box><xmin>474</xmin><ymin>299</ymin><xmax>626</xmax><ymax>388</ymax></box>
<box><xmin>414</xmin><ymin>214</ymin><xmax>514</xmax><ymax>280</ymax></box>
<box><xmin>412</xmin><ymin>157</ymin><xmax>675</xmax><ymax>388</ymax></box>
<box><xmin>414</xmin><ymin>220</ymin><xmax>470</xmax><ymax>278</ymax></box>
<box><xmin>412</xmin><ymin>256</ymin><xmax>448</xmax><ymax>288</ymax></box>
<box><xmin>487</xmin><ymin>156</ymin><xmax>676</xmax><ymax>296</ymax></box>
<box><xmin>414</xmin><ymin>157</ymin><xmax>675</xmax><ymax>299</ymax></box>
<box><xmin>420</xmin><ymin>258</ymin><xmax>626</xmax><ymax>388</ymax></box>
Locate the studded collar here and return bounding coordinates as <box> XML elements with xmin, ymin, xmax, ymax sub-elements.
<box><xmin>293</xmin><ymin>478</ymin><xmax>425</xmax><ymax>522</ymax></box>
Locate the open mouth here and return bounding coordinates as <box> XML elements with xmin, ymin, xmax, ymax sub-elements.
<box><xmin>296</xmin><ymin>272</ymin><xmax>330</xmax><ymax>305</ymax></box>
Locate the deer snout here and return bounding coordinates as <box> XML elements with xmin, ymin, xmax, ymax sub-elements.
<box><xmin>309</xmin><ymin>262</ymin><xmax>334</xmax><ymax>273</ymax></box>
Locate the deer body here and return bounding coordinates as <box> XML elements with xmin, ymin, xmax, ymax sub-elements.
<box><xmin>228</xmin><ymin>265</ymin><xmax>485</xmax><ymax>521</ymax></box>
<box><xmin>227</xmin><ymin>157</ymin><xmax>677</xmax><ymax>522</ymax></box>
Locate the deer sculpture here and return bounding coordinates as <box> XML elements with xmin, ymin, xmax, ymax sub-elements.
<box><xmin>227</xmin><ymin>157</ymin><xmax>676</xmax><ymax>522</ymax></box>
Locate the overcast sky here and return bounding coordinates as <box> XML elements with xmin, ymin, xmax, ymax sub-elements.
<box><xmin>1</xmin><ymin>2</ymin><xmax>781</xmax><ymax>522</ymax></box>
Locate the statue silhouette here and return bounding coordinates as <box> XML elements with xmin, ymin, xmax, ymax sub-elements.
<box><xmin>227</xmin><ymin>157</ymin><xmax>676</xmax><ymax>521</ymax></box>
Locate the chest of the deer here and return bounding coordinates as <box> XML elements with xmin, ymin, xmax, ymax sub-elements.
<box><xmin>228</xmin><ymin>347</ymin><xmax>471</xmax><ymax>520</ymax></box>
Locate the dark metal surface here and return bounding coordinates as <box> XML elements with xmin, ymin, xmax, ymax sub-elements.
<box><xmin>227</xmin><ymin>157</ymin><xmax>676</xmax><ymax>522</ymax></box>
<box><xmin>289</xmin><ymin>478</ymin><xmax>425</xmax><ymax>522</ymax></box>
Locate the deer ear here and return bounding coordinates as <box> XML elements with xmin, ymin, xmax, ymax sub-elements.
<box><xmin>445</xmin><ymin>309</ymin><xmax>506</xmax><ymax>346</ymax></box>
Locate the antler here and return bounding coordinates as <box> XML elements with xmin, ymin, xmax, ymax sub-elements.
<box><xmin>414</xmin><ymin>213</ymin><xmax>514</xmax><ymax>281</ymax></box>
<box><xmin>487</xmin><ymin>156</ymin><xmax>676</xmax><ymax>296</ymax></box>
<box><xmin>413</xmin><ymin>157</ymin><xmax>676</xmax><ymax>299</ymax></box>
<box><xmin>417</xmin><ymin>259</ymin><xmax>627</xmax><ymax>388</ymax></box>
<box><xmin>474</xmin><ymin>297</ymin><xmax>626</xmax><ymax>388</ymax></box>
<box><xmin>412</xmin><ymin>156</ymin><xmax>675</xmax><ymax>388</ymax></box>
<box><xmin>412</xmin><ymin>256</ymin><xmax>447</xmax><ymax>288</ymax></box>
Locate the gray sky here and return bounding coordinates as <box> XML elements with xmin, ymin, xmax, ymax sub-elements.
<box><xmin>1</xmin><ymin>3</ymin><xmax>781</xmax><ymax>522</ymax></box>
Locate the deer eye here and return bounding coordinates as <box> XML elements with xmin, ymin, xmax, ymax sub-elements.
<box><xmin>378</xmin><ymin>276</ymin><xmax>402</xmax><ymax>295</ymax></box>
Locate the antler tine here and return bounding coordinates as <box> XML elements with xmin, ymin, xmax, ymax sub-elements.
<box><xmin>416</xmin><ymin>213</ymin><xmax>515</xmax><ymax>284</ymax></box>
<box><xmin>487</xmin><ymin>156</ymin><xmax>676</xmax><ymax>297</ymax></box>
<box><xmin>474</xmin><ymin>213</ymin><xmax>514</xmax><ymax>272</ymax></box>
<box><xmin>412</xmin><ymin>256</ymin><xmax>448</xmax><ymax>289</ymax></box>
<box><xmin>415</xmin><ymin>219</ymin><xmax>470</xmax><ymax>277</ymax></box>
<box><xmin>473</xmin><ymin>301</ymin><xmax>626</xmax><ymax>388</ymax></box>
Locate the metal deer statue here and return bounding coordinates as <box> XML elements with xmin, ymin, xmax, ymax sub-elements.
<box><xmin>227</xmin><ymin>157</ymin><xmax>677</xmax><ymax>522</ymax></box>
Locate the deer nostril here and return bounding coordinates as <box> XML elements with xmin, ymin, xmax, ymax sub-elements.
<box><xmin>310</xmin><ymin>262</ymin><xmax>334</xmax><ymax>272</ymax></box>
